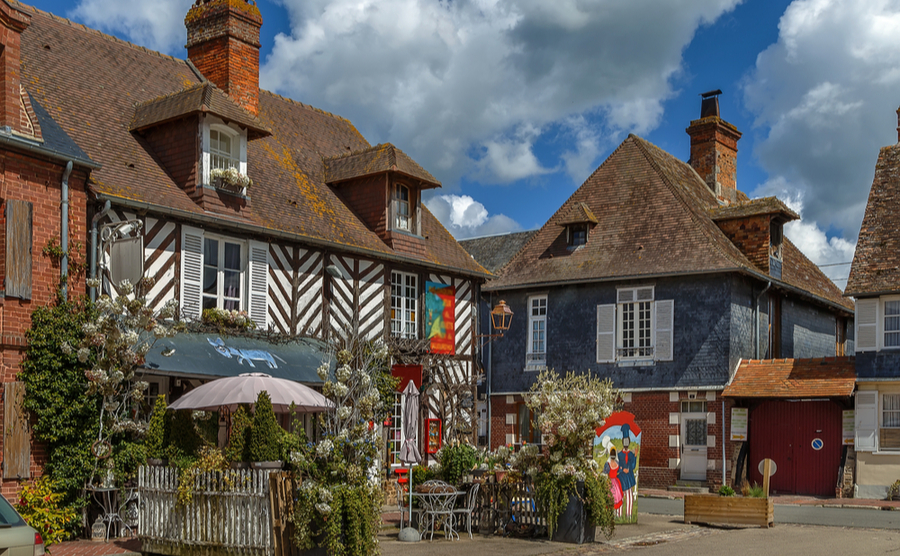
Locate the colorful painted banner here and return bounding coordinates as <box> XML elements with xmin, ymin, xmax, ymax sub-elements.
<box><xmin>594</xmin><ymin>411</ymin><xmax>641</xmax><ymax>524</ymax></box>
<box><xmin>425</xmin><ymin>281</ymin><xmax>455</xmax><ymax>354</ymax></box>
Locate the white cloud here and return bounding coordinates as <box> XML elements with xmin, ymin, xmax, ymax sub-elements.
<box><xmin>742</xmin><ymin>0</ymin><xmax>900</xmax><ymax>241</ymax></box>
<box><xmin>70</xmin><ymin>0</ymin><xmax>191</xmax><ymax>54</ymax></box>
<box><xmin>425</xmin><ymin>194</ymin><xmax>522</xmax><ymax>239</ymax></box>
<box><xmin>262</xmin><ymin>0</ymin><xmax>742</xmax><ymax>186</ymax></box>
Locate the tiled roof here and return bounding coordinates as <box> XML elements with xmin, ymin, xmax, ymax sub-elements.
<box><xmin>131</xmin><ymin>82</ymin><xmax>270</xmax><ymax>138</ymax></box>
<box><xmin>459</xmin><ymin>231</ymin><xmax>537</xmax><ymax>274</ymax></box>
<box><xmin>324</xmin><ymin>143</ymin><xmax>440</xmax><ymax>188</ymax></box>
<box><xmin>559</xmin><ymin>202</ymin><xmax>598</xmax><ymax>226</ymax></box>
<box><xmin>709</xmin><ymin>197</ymin><xmax>799</xmax><ymax>222</ymax></box>
<box><xmin>846</xmin><ymin>143</ymin><xmax>900</xmax><ymax>296</ymax></box>
<box><xmin>483</xmin><ymin>135</ymin><xmax>853</xmax><ymax>312</ymax></box>
<box><xmin>723</xmin><ymin>358</ymin><xmax>856</xmax><ymax>398</ymax></box>
<box><xmin>16</xmin><ymin>3</ymin><xmax>486</xmax><ymax>277</ymax></box>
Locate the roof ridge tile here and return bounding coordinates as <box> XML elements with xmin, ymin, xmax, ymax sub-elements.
<box><xmin>259</xmin><ymin>89</ymin><xmax>353</xmax><ymax>125</ymax></box>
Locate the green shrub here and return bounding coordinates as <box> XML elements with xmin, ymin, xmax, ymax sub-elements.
<box><xmin>113</xmin><ymin>441</ymin><xmax>147</xmax><ymax>485</ymax></box>
<box><xmin>167</xmin><ymin>409</ymin><xmax>204</xmax><ymax>459</ymax></box>
<box><xmin>249</xmin><ymin>391</ymin><xmax>281</xmax><ymax>462</ymax></box>
<box><xmin>15</xmin><ymin>476</ymin><xmax>79</xmax><ymax>547</ymax></box>
<box><xmin>437</xmin><ymin>443</ymin><xmax>477</xmax><ymax>485</ymax></box>
<box><xmin>410</xmin><ymin>464</ymin><xmax>435</xmax><ymax>488</ymax></box>
<box><xmin>748</xmin><ymin>483</ymin><xmax>766</xmax><ymax>498</ymax></box>
<box><xmin>718</xmin><ymin>485</ymin><xmax>735</xmax><ymax>496</ymax></box>
<box><xmin>225</xmin><ymin>406</ymin><xmax>252</xmax><ymax>462</ymax></box>
<box><xmin>145</xmin><ymin>395</ymin><xmax>169</xmax><ymax>460</ymax></box>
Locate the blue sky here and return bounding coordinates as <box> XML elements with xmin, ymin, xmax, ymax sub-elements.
<box><xmin>28</xmin><ymin>0</ymin><xmax>900</xmax><ymax>287</ymax></box>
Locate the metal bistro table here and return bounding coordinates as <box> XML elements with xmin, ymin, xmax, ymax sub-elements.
<box><xmin>416</xmin><ymin>481</ymin><xmax>464</xmax><ymax>541</ymax></box>
<box><xmin>86</xmin><ymin>486</ymin><xmax>137</xmax><ymax>540</ymax></box>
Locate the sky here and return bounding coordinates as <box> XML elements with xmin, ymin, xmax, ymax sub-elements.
<box><xmin>27</xmin><ymin>0</ymin><xmax>900</xmax><ymax>288</ymax></box>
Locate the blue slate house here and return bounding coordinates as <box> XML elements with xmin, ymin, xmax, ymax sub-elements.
<box><xmin>846</xmin><ymin>110</ymin><xmax>900</xmax><ymax>498</ymax></box>
<box><xmin>464</xmin><ymin>96</ymin><xmax>853</xmax><ymax>490</ymax></box>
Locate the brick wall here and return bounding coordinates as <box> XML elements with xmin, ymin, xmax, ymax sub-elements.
<box><xmin>0</xmin><ymin>150</ymin><xmax>88</xmax><ymax>501</ymax></box>
<box><xmin>715</xmin><ymin>214</ymin><xmax>771</xmax><ymax>273</ymax></box>
<box><xmin>142</xmin><ymin>117</ymin><xmax>199</xmax><ymax>199</ymax></box>
<box><xmin>186</xmin><ymin>0</ymin><xmax>262</xmax><ymax>116</ymax></box>
<box><xmin>0</xmin><ymin>2</ymin><xmax>29</xmax><ymax>136</ymax></box>
<box><xmin>334</xmin><ymin>175</ymin><xmax>387</xmax><ymax>238</ymax></box>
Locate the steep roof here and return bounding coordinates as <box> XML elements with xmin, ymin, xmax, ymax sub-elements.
<box><xmin>16</xmin><ymin>2</ymin><xmax>486</xmax><ymax>277</ymax></box>
<box><xmin>459</xmin><ymin>231</ymin><xmax>537</xmax><ymax>274</ymax></box>
<box><xmin>709</xmin><ymin>197</ymin><xmax>798</xmax><ymax>223</ymax></box>
<box><xmin>846</xmin><ymin>143</ymin><xmax>900</xmax><ymax>297</ymax></box>
<box><xmin>324</xmin><ymin>143</ymin><xmax>440</xmax><ymax>188</ymax></box>
<box><xmin>483</xmin><ymin>134</ymin><xmax>851</xmax><ymax>311</ymax></box>
<box><xmin>723</xmin><ymin>358</ymin><xmax>856</xmax><ymax>398</ymax></box>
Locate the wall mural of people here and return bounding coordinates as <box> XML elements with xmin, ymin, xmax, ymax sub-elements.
<box><xmin>594</xmin><ymin>411</ymin><xmax>641</xmax><ymax>524</ymax></box>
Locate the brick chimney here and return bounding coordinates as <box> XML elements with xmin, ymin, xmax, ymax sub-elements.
<box><xmin>185</xmin><ymin>0</ymin><xmax>262</xmax><ymax>116</ymax></box>
<box><xmin>686</xmin><ymin>90</ymin><xmax>742</xmax><ymax>204</ymax></box>
<box><xmin>0</xmin><ymin>1</ymin><xmax>30</xmax><ymax>135</ymax></box>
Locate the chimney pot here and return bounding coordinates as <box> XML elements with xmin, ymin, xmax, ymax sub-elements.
<box><xmin>686</xmin><ymin>89</ymin><xmax>742</xmax><ymax>203</ymax></box>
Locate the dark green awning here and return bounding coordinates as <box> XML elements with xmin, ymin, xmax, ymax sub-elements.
<box><xmin>142</xmin><ymin>334</ymin><xmax>329</xmax><ymax>384</ymax></box>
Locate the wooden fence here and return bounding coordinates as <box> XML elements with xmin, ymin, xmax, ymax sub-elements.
<box><xmin>472</xmin><ymin>481</ymin><xmax>545</xmax><ymax>534</ymax></box>
<box><xmin>138</xmin><ymin>466</ymin><xmax>298</xmax><ymax>556</ymax></box>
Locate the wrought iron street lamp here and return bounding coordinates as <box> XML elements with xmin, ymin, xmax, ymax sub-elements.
<box><xmin>477</xmin><ymin>300</ymin><xmax>513</xmax><ymax>347</ymax></box>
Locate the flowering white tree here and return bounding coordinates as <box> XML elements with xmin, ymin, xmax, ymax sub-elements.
<box><xmin>63</xmin><ymin>278</ymin><xmax>179</xmax><ymax>472</ymax></box>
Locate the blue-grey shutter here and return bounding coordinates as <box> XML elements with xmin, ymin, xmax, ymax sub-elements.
<box><xmin>180</xmin><ymin>226</ymin><xmax>204</xmax><ymax>319</ymax></box>
<box><xmin>596</xmin><ymin>304</ymin><xmax>616</xmax><ymax>363</ymax></box>
<box><xmin>655</xmin><ymin>299</ymin><xmax>674</xmax><ymax>361</ymax></box>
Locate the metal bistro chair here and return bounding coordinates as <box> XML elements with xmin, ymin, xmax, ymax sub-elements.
<box><xmin>419</xmin><ymin>480</ymin><xmax>459</xmax><ymax>541</ymax></box>
<box><xmin>452</xmin><ymin>482</ymin><xmax>480</xmax><ymax>539</ymax></box>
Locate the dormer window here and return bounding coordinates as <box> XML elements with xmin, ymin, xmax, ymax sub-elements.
<box><xmin>202</xmin><ymin>116</ymin><xmax>248</xmax><ymax>190</ymax></box>
<box><xmin>394</xmin><ymin>183</ymin><xmax>412</xmax><ymax>232</ymax></box>
<box><xmin>770</xmin><ymin>220</ymin><xmax>783</xmax><ymax>260</ymax></box>
<box><xmin>567</xmin><ymin>224</ymin><xmax>588</xmax><ymax>248</ymax></box>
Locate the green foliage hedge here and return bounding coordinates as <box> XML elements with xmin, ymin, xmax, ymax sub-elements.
<box><xmin>249</xmin><ymin>391</ymin><xmax>280</xmax><ymax>462</ymax></box>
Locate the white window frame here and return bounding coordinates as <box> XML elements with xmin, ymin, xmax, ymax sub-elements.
<box><xmin>527</xmin><ymin>295</ymin><xmax>548</xmax><ymax>365</ymax></box>
<box><xmin>388</xmin><ymin>392</ymin><xmax>405</xmax><ymax>467</ymax></box>
<box><xmin>391</xmin><ymin>270</ymin><xmax>418</xmax><ymax>339</ymax></box>
<box><xmin>201</xmin><ymin>234</ymin><xmax>247</xmax><ymax>312</ymax></box>
<box><xmin>201</xmin><ymin>116</ymin><xmax>248</xmax><ymax>186</ymax></box>
<box><xmin>393</xmin><ymin>183</ymin><xmax>412</xmax><ymax>232</ymax></box>
<box><xmin>884</xmin><ymin>393</ymin><xmax>900</xmax><ymax>429</ymax></box>
<box><xmin>884</xmin><ymin>297</ymin><xmax>900</xmax><ymax>350</ymax></box>
<box><xmin>616</xmin><ymin>286</ymin><xmax>654</xmax><ymax>360</ymax></box>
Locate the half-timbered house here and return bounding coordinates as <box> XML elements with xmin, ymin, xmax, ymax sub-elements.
<box><xmin>0</xmin><ymin>0</ymin><xmax>488</xmax><ymax>495</ymax></box>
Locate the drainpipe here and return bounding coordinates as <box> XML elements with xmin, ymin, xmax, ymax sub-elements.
<box><xmin>60</xmin><ymin>161</ymin><xmax>73</xmax><ymax>300</ymax></box>
<box><xmin>722</xmin><ymin>399</ymin><xmax>726</xmax><ymax>486</ymax></box>
<box><xmin>486</xmin><ymin>291</ymin><xmax>493</xmax><ymax>449</ymax></box>
<box><xmin>89</xmin><ymin>200</ymin><xmax>112</xmax><ymax>302</ymax></box>
<box><xmin>754</xmin><ymin>281</ymin><xmax>772</xmax><ymax>359</ymax></box>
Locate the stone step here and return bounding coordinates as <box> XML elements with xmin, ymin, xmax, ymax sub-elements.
<box><xmin>668</xmin><ymin>482</ymin><xmax>710</xmax><ymax>494</ymax></box>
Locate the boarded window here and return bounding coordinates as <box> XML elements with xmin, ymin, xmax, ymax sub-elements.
<box><xmin>5</xmin><ymin>200</ymin><xmax>32</xmax><ymax>299</ymax></box>
<box><xmin>3</xmin><ymin>382</ymin><xmax>30</xmax><ymax>479</ymax></box>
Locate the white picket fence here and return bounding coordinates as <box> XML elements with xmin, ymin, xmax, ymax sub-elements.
<box><xmin>138</xmin><ymin>466</ymin><xmax>275</xmax><ymax>556</ymax></box>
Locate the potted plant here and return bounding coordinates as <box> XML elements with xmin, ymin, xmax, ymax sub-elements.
<box><xmin>146</xmin><ymin>395</ymin><xmax>169</xmax><ymax>466</ymax></box>
<box><xmin>249</xmin><ymin>391</ymin><xmax>282</xmax><ymax>469</ymax></box>
<box><xmin>210</xmin><ymin>167</ymin><xmax>252</xmax><ymax>195</ymax></box>
<box><xmin>225</xmin><ymin>405</ymin><xmax>252</xmax><ymax>468</ymax></box>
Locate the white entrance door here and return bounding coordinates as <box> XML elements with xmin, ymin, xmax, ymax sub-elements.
<box><xmin>681</xmin><ymin>412</ymin><xmax>708</xmax><ymax>481</ymax></box>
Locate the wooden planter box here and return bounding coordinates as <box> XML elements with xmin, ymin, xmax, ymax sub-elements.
<box><xmin>684</xmin><ymin>495</ymin><xmax>773</xmax><ymax>528</ymax></box>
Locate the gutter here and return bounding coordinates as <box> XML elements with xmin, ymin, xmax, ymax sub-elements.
<box><xmin>0</xmin><ymin>129</ymin><xmax>99</xmax><ymax>170</ymax></box>
<box><xmin>491</xmin><ymin>384</ymin><xmax>729</xmax><ymax>396</ymax></box>
<box><xmin>97</xmin><ymin>193</ymin><xmax>492</xmax><ymax>280</ymax></box>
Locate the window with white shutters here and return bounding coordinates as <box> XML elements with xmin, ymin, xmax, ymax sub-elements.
<box><xmin>856</xmin><ymin>298</ymin><xmax>878</xmax><ymax>351</ymax></box>
<box><xmin>598</xmin><ymin>286</ymin><xmax>673</xmax><ymax>363</ymax></box>
<box><xmin>856</xmin><ymin>390</ymin><xmax>878</xmax><ymax>452</ymax></box>
<box><xmin>617</xmin><ymin>287</ymin><xmax>654</xmax><ymax>359</ymax></box>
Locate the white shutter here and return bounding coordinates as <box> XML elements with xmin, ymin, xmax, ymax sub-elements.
<box><xmin>248</xmin><ymin>240</ymin><xmax>269</xmax><ymax>329</ymax></box>
<box><xmin>655</xmin><ymin>299</ymin><xmax>674</xmax><ymax>361</ymax></box>
<box><xmin>856</xmin><ymin>391</ymin><xmax>878</xmax><ymax>452</ymax></box>
<box><xmin>596</xmin><ymin>304</ymin><xmax>616</xmax><ymax>363</ymax></box>
<box><xmin>856</xmin><ymin>298</ymin><xmax>878</xmax><ymax>351</ymax></box>
<box><xmin>179</xmin><ymin>226</ymin><xmax>204</xmax><ymax>319</ymax></box>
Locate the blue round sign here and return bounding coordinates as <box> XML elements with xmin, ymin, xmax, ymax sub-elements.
<box><xmin>811</xmin><ymin>438</ymin><xmax>824</xmax><ymax>451</ymax></box>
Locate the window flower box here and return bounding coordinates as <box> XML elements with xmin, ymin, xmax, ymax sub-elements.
<box><xmin>211</xmin><ymin>167</ymin><xmax>252</xmax><ymax>195</ymax></box>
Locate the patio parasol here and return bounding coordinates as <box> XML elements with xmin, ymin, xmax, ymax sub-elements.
<box><xmin>398</xmin><ymin>380</ymin><xmax>422</xmax><ymax>542</ymax></box>
<box><xmin>167</xmin><ymin>372</ymin><xmax>333</xmax><ymax>413</ymax></box>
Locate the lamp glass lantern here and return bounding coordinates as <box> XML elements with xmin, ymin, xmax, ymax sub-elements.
<box><xmin>490</xmin><ymin>300</ymin><xmax>513</xmax><ymax>333</ymax></box>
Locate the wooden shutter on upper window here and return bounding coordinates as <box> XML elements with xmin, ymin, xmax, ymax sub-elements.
<box><xmin>248</xmin><ymin>240</ymin><xmax>269</xmax><ymax>328</ymax></box>
<box><xmin>180</xmin><ymin>226</ymin><xmax>204</xmax><ymax>319</ymax></box>
<box><xmin>5</xmin><ymin>200</ymin><xmax>32</xmax><ymax>299</ymax></box>
<box><xmin>856</xmin><ymin>298</ymin><xmax>878</xmax><ymax>351</ymax></box>
<box><xmin>655</xmin><ymin>299</ymin><xmax>674</xmax><ymax>361</ymax></box>
<box><xmin>596</xmin><ymin>304</ymin><xmax>616</xmax><ymax>363</ymax></box>
<box><xmin>855</xmin><ymin>390</ymin><xmax>878</xmax><ymax>452</ymax></box>
<box><xmin>3</xmin><ymin>382</ymin><xmax>30</xmax><ymax>479</ymax></box>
